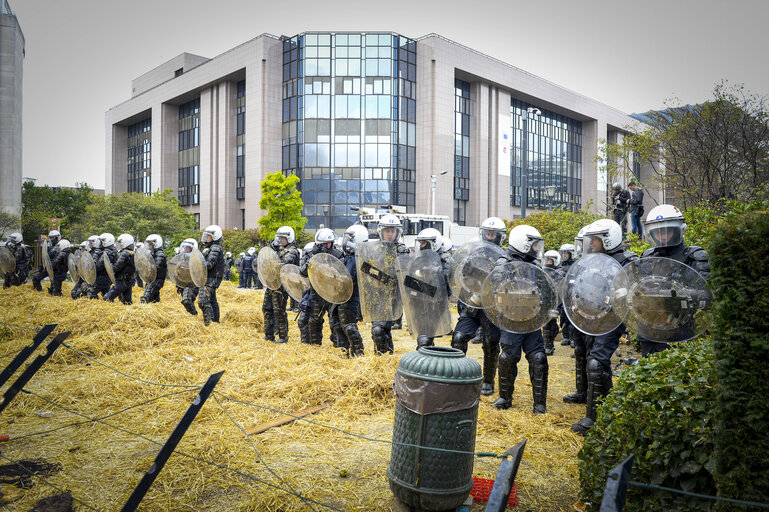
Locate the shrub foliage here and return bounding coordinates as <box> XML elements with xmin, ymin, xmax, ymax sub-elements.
<box><xmin>709</xmin><ymin>211</ymin><xmax>769</xmax><ymax>507</ymax></box>
<box><xmin>578</xmin><ymin>340</ymin><xmax>717</xmax><ymax>511</ymax></box>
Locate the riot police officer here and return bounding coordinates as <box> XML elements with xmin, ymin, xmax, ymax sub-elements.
<box><xmin>451</xmin><ymin>216</ymin><xmax>507</xmax><ymax>395</ymax></box>
<box><xmin>541</xmin><ymin>250</ymin><xmax>564</xmax><ymax>356</ymax></box>
<box><xmin>412</xmin><ymin>227</ymin><xmax>453</xmax><ymax>349</ymax></box>
<box><xmin>297</xmin><ymin>241</ymin><xmax>319</xmax><ymax>345</ymax></box>
<box><xmin>141</xmin><ymin>234</ymin><xmax>167</xmax><ymax>303</ymax></box>
<box><xmin>199</xmin><ymin>225</ymin><xmax>225</xmax><ymax>326</ymax></box>
<box><xmin>224</xmin><ymin>252</ymin><xmax>233</xmax><ymax>281</ymax></box>
<box><xmin>300</xmin><ymin>229</ymin><xmax>345</xmax><ymax>346</ymax></box>
<box><xmin>72</xmin><ymin>237</ymin><xmax>97</xmax><ymax>299</ymax></box>
<box><xmin>571</xmin><ymin>219</ymin><xmax>638</xmax><ymax>435</ymax></box>
<box><xmin>611</xmin><ymin>183</ymin><xmax>630</xmax><ymax>237</ymax></box>
<box><xmin>89</xmin><ymin>233</ymin><xmax>116</xmax><ymax>299</ymax></box>
<box><xmin>562</xmin><ymin>226</ymin><xmax>592</xmax><ymax>405</ymax></box>
<box><xmin>491</xmin><ymin>225</ymin><xmax>549</xmax><ymax>414</ymax></box>
<box><xmin>235</xmin><ymin>252</ymin><xmax>245</xmax><ymax>288</ymax></box>
<box><xmin>369</xmin><ymin>214</ymin><xmax>411</xmax><ymax>355</ymax></box>
<box><xmin>49</xmin><ymin>239</ymin><xmax>71</xmax><ymax>296</ymax></box>
<box><xmin>332</xmin><ymin>224</ymin><xmax>368</xmax><ymax>356</ymax></box>
<box><xmin>104</xmin><ymin>234</ymin><xmax>136</xmax><ymax>304</ymax></box>
<box><xmin>558</xmin><ymin>243</ymin><xmax>576</xmax><ymax>346</ymax></box>
<box><xmin>178</xmin><ymin>238</ymin><xmax>200</xmax><ymax>315</ymax></box>
<box><xmin>32</xmin><ymin>230</ymin><xmax>60</xmax><ymax>292</ymax></box>
<box><xmin>3</xmin><ymin>232</ymin><xmax>29</xmax><ymax>288</ymax></box>
<box><xmin>639</xmin><ymin>204</ymin><xmax>710</xmax><ymax>357</ymax></box>
<box><xmin>264</xmin><ymin>226</ymin><xmax>300</xmax><ymax>344</ymax></box>
<box><xmin>242</xmin><ymin>247</ymin><xmax>255</xmax><ymax>288</ymax></box>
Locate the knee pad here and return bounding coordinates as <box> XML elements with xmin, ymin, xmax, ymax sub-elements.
<box><xmin>343</xmin><ymin>323</ymin><xmax>359</xmax><ymax>337</ymax></box>
<box><xmin>451</xmin><ymin>331</ymin><xmax>470</xmax><ymax>348</ymax></box>
<box><xmin>530</xmin><ymin>351</ymin><xmax>547</xmax><ymax>367</ymax></box>
<box><xmin>371</xmin><ymin>325</ymin><xmax>384</xmax><ymax>338</ymax></box>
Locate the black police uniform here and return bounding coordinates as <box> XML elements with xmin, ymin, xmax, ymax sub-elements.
<box><xmin>370</xmin><ymin>242</ymin><xmax>410</xmax><ymax>355</ymax></box>
<box><xmin>300</xmin><ymin>243</ymin><xmax>345</xmax><ymax>346</ymax></box>
<box><xmin>263</xmin><ymin>243</ymin><xmax>299</xmax><ymax>343</ymax></box>
<box><xmin>32</xmin><ymin>235</ymin><xmax>59</xmax><ymax>292</ymax></box>
<box><xmin>49</xmin><ymin>246</ymin><xmax>70</xmax><ymax>296</ymax></box>
<box><xmin>141</xmin><ymin>248</ymin><xmax>167</xmax><ymax>303</ymax></box>
<box><xmin>105</xmin><ymin>247</ymin><xmax>136</xmax><ymax>304</ymax></box>
<box><xmin>88</xmin><ymin>245</ymin><xmax>116</xmax><ymax>299</ymax></box>
<box><xmin>199</xmin><ymin>239</ymin><xmax>225</xmax><ymax>326</ymax></box>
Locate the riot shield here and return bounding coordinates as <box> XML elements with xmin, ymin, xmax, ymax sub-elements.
<box><xmin>42</xmin><ymin>239</ymin><xmax>54</xmax><ymax>278</ymax></box>
<box><xmin>0</xmin><ymin>246</ymin><xmax>15</xmax><ymax>274</ymax></box>
<box><xmin>135</xmin><ymin>247</ymin><xmax>157</xmax><ymax>284</ymax></box>
<box><xmin>257</xmin><ymin>247</ymin><xmax>282</xmax><ymax>290</ymax></box>
<box><xmin>280</xmin><ymin>264</ymin><xmax>310</xmax><ymax>302</ymax></box>
<box><xmin>448</xmin><ymin>241</ymin><xmax>506</xmax><ymax>308</ymax></box>
<box><xmin>167</xmin><ymin>253</ymin><xmax>192</xmax><ymax>288</ymax></box>
<box><xmin>308</xmin><ymin>252</ymin><xmax>353</xmax><ymax>304</ymax></box>
<box><xmin>562</xmin><ymin>253</ymin><xmax>626</xmax><ymax>336</ymax></box>
<box><xmin>251</xmin><ymin>258</ymin><xmax>259</xmax><ymax>274</ymax></box>
<box><xmin>396</xmin><ymin>250</ymin><xmax>452</xmax><ymax>338</ymax></box>
<box><xmin>103</xmin><ymin>252</ymin><xmax>116</xmax><ymax>285</ymax></box>
<box><xmin>79</xmin><ymin>251</ymin><xmax>96</xmax><ymax>285</ymax></box>
<box><xmin>235</xmin><ymin>258</ymin><xmax>244</xmax><ymax>273</ymax></box>
<box><xmin>480</xmin><ymin>261</ymin><xmax>559</xmax><ymax>333</ymax></box>
<box><xmin>189</xmin><ymin>249</ymin><xmax>208</xmax><ymax>287</ymax></box>
<box><xmin>67</xmin><ymin>253</ymin><xmax>79</xmax><ymax>282</ymax></box>
<box><xmin>613</xmin><ymin>257</ymin><xmax>712</xmax><ymax>343</ymax></box>
<box><xmin>356</xmin><ymin>241</ymin><xmax>403</xmax><ymax>322</ymax></box>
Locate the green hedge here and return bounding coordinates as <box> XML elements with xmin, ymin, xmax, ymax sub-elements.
<box><xmin>710</xmin><ymin>211</ymin><xmax>769</xmax><ymax>508</ymax></box>
<box><xmin>578</xmin><ymin>339</ymin><xmax>717</xmax><ymax>511</ymax></box>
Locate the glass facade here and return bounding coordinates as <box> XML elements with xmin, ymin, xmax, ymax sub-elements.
<box><xmin>127</xmin><ymin>118</ymin><xmax>151</xmax><ymax>195</ymax></box>
<box><xmin>178</xmin><ymin>98</ymin><xmax>200</xmax><ymax>206</ymax></box>
<box><xmin>236</xmin><ymin>80</ymin><xmax>246</xmax><ymax>200</ymax></box>
<box><xmin>454</xmin><ymin>79</ymin><xmax>470</xmax><ymax>225</ymax></box>
<box><xmin>510</xmin><ymin>99</ymin><xmax>583</xmax><ymax>211</ymax></box>
<box><xmin>281</xmin><ymin>32</ymin><xmax>417</xmax><ymax>229</ymax></box>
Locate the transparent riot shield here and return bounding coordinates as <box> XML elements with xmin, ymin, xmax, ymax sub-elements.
<box><xmin>0</xmin><ymin>246</ymin><xmax>15</xmax><ymax>274</ymax></box>
<box><xmin>308</xmin><ymin>252</ymin><xmax>353</xmax><ymax>304</ymax></box>
<box><xmin>448</xmin><ymin>241</ymin><xmax>506</xmax><ymax>309</ymax></box>
<box><xmin>42</xmin><ymin>239</ymin><xmax>54</xmax><ymax>278</ymax></box>
<box><xmin>480</xmin><ymin>261</ymin><xmax>559</xmax><ymax>333</ymax></box>
<box><xmin>251</xmin><ymin>258</ymin><xmax>259</xmax><ymax>274</ymax></box>
<box><xmin>257</xmin><ymin>247</ymin><xmax>282</xmax><ymax>290</ymax></box>
<box><xmin>103</xmin><ymin>252</ymin><xmax>116</xmax><ymax>285</ymax></box>
<box><xmin>135</xmin><ymin>247</ymin><xmax>157</xmax><ymax>284</ymax></box>
<box><xmin>167</xmin><ymin>253</ymin><xmax>192</xmax><ymax>288</ymax></box>
<box><xmin>79</xmin><ymin>251</ymin><xmax>96</xmax><ymax>285</ymax></box>
<box><xmin>235</xmin><ymin>258</ymin><xmax>243</xmax><ymax>273</ymax></box>
<box><xmin>396</xmin><ymin>250</ymin><xmax>452</xmax><ymax>338</ymax></box>
<box><xmin>67</xmin><ymin>253</ymin><xmax>79</xmax><ymax>282</ymax></box>
<box><xmin>280</xmin><ymin>264</ymin><xmax>310</xmax><ymax>302</ymax></box>
<box><xmin>613</xmin><ymin>257</ymin><xmax>712</xmax><ymax>343</ymax></box>
<box><xmin>356</xmin><ymin>241</ymin><xmax>403</xmax><ymax>322</ymax></box>
<box><xmin>562</xmin><ymin>253</ymin><xmax>626</xmax><ymax>336</ymax></box>
<box><xmin>189</xmin><ymin>249</ymin><xmax>208</xmax><ymax>287</ymax></box>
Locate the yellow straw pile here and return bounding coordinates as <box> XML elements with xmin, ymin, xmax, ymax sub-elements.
<box><xmin>0</xmin><ymin>281</ymin><xmax>604</xmax><ymax>511</ymax></box>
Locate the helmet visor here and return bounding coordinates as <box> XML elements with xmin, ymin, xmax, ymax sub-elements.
<box><xmin>584</xmin><ymin>234</ymin><xmax>607</xmax><ymax>254</ymax></box>
<box><xmin>645</xmin><ymin>223</ymin><xmax>683</xmax><ymax>248</ymax></box>
<box><xmin>480</xmin><ymin>228</ymin><xmax>504</xmax><ymax>245</ymax></box>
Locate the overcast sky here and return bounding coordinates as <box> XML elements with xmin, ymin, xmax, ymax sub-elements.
<box><xmin>11</xmin><ymin>0</ymin><xmax>769</xmax><ymax>190</ymax></box>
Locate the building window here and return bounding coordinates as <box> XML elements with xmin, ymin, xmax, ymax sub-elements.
<box><xmin>282</xmin><ymin>32</ymin><xmax>416</xmax><ymax>229</ymax></box>
<box><xmin>127</xmin><ymin>118</ymin><xmax>151</xmax><ymax>195</ymax></box>
<box><xmin>454</xmin><ymin>79</ymin><xmax>470</xmax><ymax>225</ymax></box>
<box><xmin>178</xmin><ymin>99</ymin><xmax>200</xmax><ymax>206</ymax></box>
<box><xmin>175</xmin><ymin>68</ymin><xmax>183</xmax><ymax>77</ymax></box>
<box><xmin>236</xmin><ymin>80</ymin><xmax>246</xmax><ymax>200</ymax></box>
<box><xmin>193</xmin><ymin>213</ymin><xmax>200</xmax><ymax>229</ymax></box>
<box><xmin>241</xmin><ymin>208</ymin><xmax>245</xmax><ymax>231</ymax></box>
<box><xmin>510</xmin><ymin>99</ymin><xmax>583</xmax><ymax>211</ymax></box>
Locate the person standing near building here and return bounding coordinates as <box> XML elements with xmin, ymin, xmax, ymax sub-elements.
<box><xmin>199</xmin><ymin>225</ymin><xmax>225</xmax><ymax>326</ymax></box>
<box><xmin>48</xmin><ymin>239</ymin><xmax>71</xmax><ymax>296</ymax></box>
<box><xmin>611</xmin><ymin>183</ymin><xmax>630</xmax><ymax>237</ymax></box>
<box><xmin>627</xmin><ymin>181</ymin><xmax>644</xmax><ymax>236</ymax></box>
<box><xmin>242</xmin><ymin>248</ymin><xmax>255</xmax><ymax>289</ymax></box>
<box><xmin>267</xmin><ymin>226</ymin><xmax>300</xmax><ymax>344</ymax></box>
<box><xmin>141</xmin><ymin>234</ymin><xmax>167</xmax><ymax>303</ymax></box>
<box><xmin>104</xmin><ymin>234</ymin><xmax>136</xmax><ymax>304</ymax></box>
<box><xmin>31</xmin><ymin>230</ymin><xmax>60</xmax><ymax>292</ymax></box>
<box><xmin>223</xmin><ymin>252</ymin><xmax>233</xmax><ymax>281</ymax></box>
<box><xmin>3</xmin><ymin>232</ymin><xmax>28</xmax><ymax>288</ymax></box>
<box><xmin>89</xmin><ymin>233</ymin><xmax>116</xmax><ymax>299</ymax></box>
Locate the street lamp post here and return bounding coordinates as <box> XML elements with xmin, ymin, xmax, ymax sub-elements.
<box><xmin>545</xmin><ymin>184</ymin><xmax>557</xmax><ymax>212</ymax></box>
<box><xmin>430</xmin><ymin>170</ymin><xmax>448</xmax><ymax>215</ymax></box>
<box><xmin>520</xmin><ymin>107</ymin><xmax>541</xmax><ymax>219</ymax></box>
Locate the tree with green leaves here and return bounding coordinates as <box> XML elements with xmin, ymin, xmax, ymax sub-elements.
<box><xmin>67</xmin><ymin>189</ymin><xmax>198</xmax><ymax>246</ymax></box>
<box><xmin>505</xmin><ymin>206</ymin><xmax>601</xmax><ymax>252</ymax></box>
<box><xmin>0</xmin><ymin>211</ymin><xmax>20</xmax><ymax>240</ymax></box>
<box><xmin>257</xmin><ymin>171</ymin><xmax>307</xmax><ymax>242</ymax></box>
<box><xmin>603</xmin><ymin>81</ymin><xmax>769</xmax><ymax>210</ymax></box>
<box><xmin>21</xmin><ymin>181</ymin><xmax>94</xmax><ymax>244</ymax></box>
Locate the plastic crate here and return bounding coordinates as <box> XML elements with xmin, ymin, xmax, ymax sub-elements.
<box><xmin>470</xmin><ymin>477</ymin><xmax>518</xmax><ymax>508</ymax></box>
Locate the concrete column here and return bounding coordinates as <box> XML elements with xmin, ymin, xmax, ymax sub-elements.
<box><xmin>109</xmin><ymin>125</ymin><xmax>128</xmax><ymax>194</ymax></box>
<box><xmin>160</xmin><ymin>104</ymin><xmax>179</xmax><ymax>199</ymax></box>
<box><xmin>470</xmin><ymin>81</ymin><xmax>491</xmax><ymax>225</ymax></box>
<box><xmin>581</xmin><ymin>119</ymin><xmax>606</xmax><ymax>215</ymax></box>
<box><xmin>0</xmin><ymin>13</ymin><xmax>24</xmax><ymax>218</ymax></box>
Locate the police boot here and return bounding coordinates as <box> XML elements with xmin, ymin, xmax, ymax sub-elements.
<box><xmin>263</xmin><ymin>312</ymin><xmax>276</xmax><ymax>342</ymax></box>
<box><xmin>529</xmin><ymin>352</ymin><xmax>548</xmax><ymax>414</ymax></box>
<box><xmin>481</xmin><ymin>338</ymin><xmax>499</xmax><ymax>396</ymax></box>
<box><xmin>345</xmin><ymin>324</ymin><xmax>365</xmax><ymax>357</ymax></box>
<box><xmin>416</xmin><ymin>335</ymin><xmax>434</xmax><ymax>349</ymax></box>
<box><xmin>202</xmin><ymin>304</ymin><xmax>213</xmax><ymax>326</ymax></box>
<box><xmin>371</xmin><ymin>324</ymin><xmax>391</xmax><ymax>355</ymax></box>
<box><xmin>561</xmin><ymin>337</ymin><xmax>571</xmax><ymax>346</ymax></box>
<box><xmin>572</xmin><ymin>359</ymin><xmax>611</xmax><ymax>436</ymax></box>
<box><xmin>333</xmin><ymin>323</ymin><xmax>350</xmax><ymax>354</ymax></box>
<box><xmin>470</xmin><ymin>327</ymin><xmax>483</xmax><ymax>344</ymax></box>
<box><xmin>492</xmin><ymin>352</ymin><xmax>516</xmax><ymax>410</ymax></box>
<box><xmin>451</xmin><ymin>331</ymin><xmax>471</xmax><ymax>354</ymax></box>
<box><xmin>182</xmin><ymin>299</ymin><xmax>198</xmax><ymax>316</ymax></box>
<box><xmin>392</xmin><ymin>316</ymin><xmax>402</xmax><ymax>330</ymax></box>
<box><xmin>212</xmin><ymin>302</ymin><xmax>220</xmax><ymax>323</ymax></box>
<box><xmin>275</xmin><ymin>313</ymin><xmax>289</xmax><ymax>344</ymax></box>
<box><xmin>308</xmin><ymin>317</ymin><xmax>324</xmax><ymax>345</ymax></box>
<box><xmin>563</xmin><ymin>346</ymin><xmax>587</xmax><ymax>404</ymax></box>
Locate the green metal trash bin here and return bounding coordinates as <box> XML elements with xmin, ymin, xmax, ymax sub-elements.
<box><xmin>388</xmin><ymin>346</ymin><xmax>483</xmax><ymax>511</ymax></box>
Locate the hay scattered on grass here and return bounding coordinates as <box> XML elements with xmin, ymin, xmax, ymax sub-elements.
<box><xmin>0</xmin><ymin>282</ymin><xmax>609</xmax><ymax>511</ymax></box>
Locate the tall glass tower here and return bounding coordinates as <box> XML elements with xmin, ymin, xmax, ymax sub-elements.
<box><xmin>281</xmin><ymin>32</ymin><xmax>417</xmax><ymax>229</ymax></box>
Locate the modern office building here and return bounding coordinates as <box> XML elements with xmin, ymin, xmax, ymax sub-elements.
<box><xmin>106</xmin><ymin>31</ymin><xmax>653</xmax><ymax>230</ymax></box>
<box><xmin>0</xmin><ymin>0</ymin><xmax>24</xmax><ymax>220</ymax></box>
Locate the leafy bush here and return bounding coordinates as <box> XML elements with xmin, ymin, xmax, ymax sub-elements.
<box><xmin>505</xmin><ymin>207</ymin><xmax>601</xmax><ymax>251</ymax></box>
<box><xmin>624</xmin><ymin>233</ymin><xmax>650</xmax><ymax>256</ymax></box>
<box><xmin>709</xmin><ymin>211</ymin><xmax>769</xmax><ymax>507</ymax></box>
<box><xmin>578</xmin><ymin>339</ymin><xmax>717</xmax><ymax>511</ymax></box>
<box><xmin>684</xmin><ymin>198</ymin><xmax>769</xmax><ymax>251</ymax></box>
